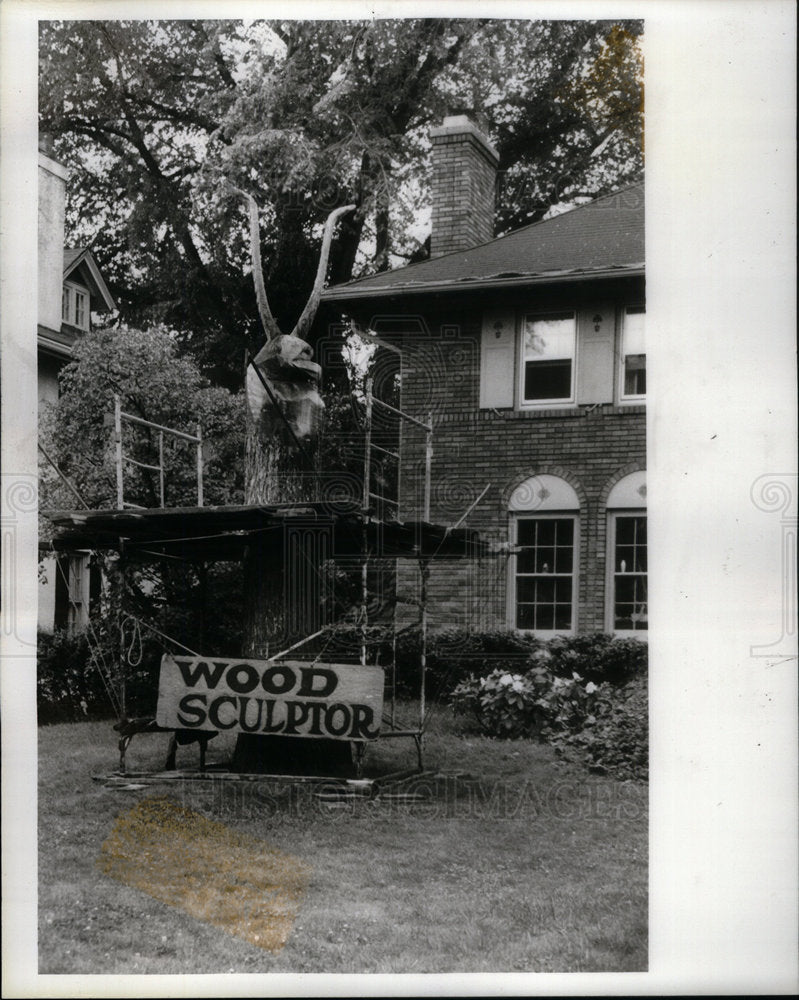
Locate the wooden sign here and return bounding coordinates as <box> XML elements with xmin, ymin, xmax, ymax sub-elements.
<box><xmin>156</xmin><ymin>655</ymin><xmax>384</xmax><ymax>741</ymax></box>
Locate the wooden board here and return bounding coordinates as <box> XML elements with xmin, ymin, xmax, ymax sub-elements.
<box><xmin>156</xmin><ymin>654</ymin><xmax>384</xmax><ymax>741</ymax></box>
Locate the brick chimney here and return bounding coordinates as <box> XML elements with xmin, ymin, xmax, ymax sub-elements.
<box><xmin>429</xmin><ymin>115</ymin><xmax>499</xmax><ymax>258</ymax></box>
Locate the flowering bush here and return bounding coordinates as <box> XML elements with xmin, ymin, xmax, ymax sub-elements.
<box><xmin>548</xmin><ymin>675</ymin><xmax>648</xmax><ymax>780</ymax></box>
<box><xmin>452</xmin><ymin>664</ymin><xmax>613</xmax><ymax>742</ymax></box>
<box><xmin>538</xmin><ymin>672</ymin><xmax>611</xmax><ymax>734</ymax></box>
<box><xmin>450</xmin><ymin>661</ymin><xmax>646</xmax><ymax>780</ymax></box>
<box><xmin>451</xmin><ymin>669</ymin><xmax>549</xmax><ymax>738</ymax></box>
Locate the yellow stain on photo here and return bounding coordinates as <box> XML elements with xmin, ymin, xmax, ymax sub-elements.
<box><xmin>97</xmin><ymin>797</ymin><xmax>311</xmax><ymax>951</ymax></box>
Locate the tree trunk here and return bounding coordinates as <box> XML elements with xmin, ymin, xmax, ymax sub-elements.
<box><xmin>231</xmin><ymin>194</ymin><xmax>357</xmax><ymax>775</ymax></box>
<box><xmin>241</xmin><ymin>405</ymin><xmax>318</xmax><ymax>659</ymax></box>
<box><xmin>374</xmin><ymin>189</ymin><xmax>390</xmax><ymax>273</ymax></box>
<box><xmin>233</xmin><ymin>386</ymin><xmax>354</xmax><ymax>776</ymax></box>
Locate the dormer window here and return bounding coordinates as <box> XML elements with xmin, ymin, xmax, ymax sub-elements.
<box><xmin>62</xmin><ymin>281</ymin><xmax>90</xmax><ymax>331</ymax></box>
<box><xmin>74</xmin><ymin>289</ymin><xmax>87</xmax><ymax>328</ymax></box>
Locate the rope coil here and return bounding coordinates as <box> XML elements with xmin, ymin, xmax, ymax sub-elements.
<box><xmin>120</xmin><ymin>616</ymin><xmax>143</xmax><ymax>667</ymax></box>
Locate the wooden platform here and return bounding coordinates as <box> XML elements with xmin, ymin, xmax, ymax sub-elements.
<box><xmin>44</xmin><ymin>501</ymin><xmax>484</xmax><ymax>564</ymax></box>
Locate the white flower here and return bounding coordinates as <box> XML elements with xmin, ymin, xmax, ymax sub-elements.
<box><xmin>500</xmin><ymin>673</ymin><xmax>514</xmax><ymax>686</ymax></box>
<box><xmin>585</xmin><ymin>682</ymin><xmax>598</xmax><ymax>694</ymax></box>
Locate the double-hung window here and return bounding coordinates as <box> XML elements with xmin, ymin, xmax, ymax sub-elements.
<box><xmin>609</xmin><ymin>515</ymin><xmax>647</xmax><ymax>631</ymax></box>
<box><xmin>509</xmin><ymin>474</ymin><xmax>579</xmax><ymax>634</ymax></box>
<box><xmin>62</xmin><ymin>282</ymin><xmax>90</xmax><ymax>331</ymax></box>
<box><xmin>620</xmin><ymin>306</ymin><xmax>646</xmax><ymax>400</ymax></box>
<box><xmin>520</xmin><ymin>311</ymin><xmax>576</xmax><ymax>405</ymax></box>
<box><xmin>606</xmin><ymin>471</ymin><xmax>648</xmax><ymax>634</ymax></box>
<box><xmin>515</xmin><ymin>516</ymin><xmax>576</xmax><ymax>631</ymax></box>
<box><xmin>482</xmin><ymin>303</ymin><xmax>645</xmax><ymax>410</ymax></box>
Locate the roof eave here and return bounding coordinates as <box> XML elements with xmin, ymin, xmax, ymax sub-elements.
<box><xmin>38</xmin><ymin>324</ymin><xmax>76</xmax><ymax>359</ymax></box>
<box><xmin>321</xmin><ymin>265</ymin><xmax>645</xmax><ymax>305</ymax></box>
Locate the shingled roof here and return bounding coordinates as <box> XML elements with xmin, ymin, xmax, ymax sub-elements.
<box><xmin>63</xmin><ymin>247</ymin><xmax>85</xmax><ymax>270</ymax></box>
<box><xmin>322</xmin><ymin>181</ymin><xmax>644</xmax><ymax>303</ymax></box>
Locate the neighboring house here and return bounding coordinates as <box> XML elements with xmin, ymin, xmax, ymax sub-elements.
<box><xmin>38</xmin><ymin>139</ymin><xmax>116</xmax><ymax>632</ymax></box>
<box><xmin>321</xmin><ymin>115</ymin><xmax>646</xmax><ymax>638</ymax></box>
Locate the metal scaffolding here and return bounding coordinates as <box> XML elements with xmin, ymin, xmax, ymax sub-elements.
<box><xmin>113</xmin><ymin>395</ymin><xmax>204</xmax><ymax>509</ymax></box>
<box><xmin>45</xmin><ymin>371</ymin><xmax>484</xmax><ymax>786</ymax></box>
<box><xmin>359</xmin><ymin>374</ymin><xmax>434</xmax><ymax>771</ymax></box>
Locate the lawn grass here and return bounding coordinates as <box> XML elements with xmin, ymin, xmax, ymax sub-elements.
<box><xmin>38</xmin><ymin>705</ymin><xmax>647</xmax><ymax>974</ymax></box>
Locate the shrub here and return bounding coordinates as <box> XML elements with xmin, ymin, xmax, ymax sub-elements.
<box><xmin>38</xmin><ymin>629</ymin><xmax>102</xmax><ymax>723</ymax></box>
<box><xmin>390</xmin><ymin>629</ymin><xmax>644</xmax><ymax>702</ymax></box>
<box><xmin>449</xmin><ymin>655</ymin><xmax>648</xmax><ymax>780</ymax></box>
<box><xmin>537</xmin><ymin>672</ymin><xmax>612</xmax><ymax>735</ymax></box>
<box><xmin>548</xmin><ymin>675</ymin><xmax>648</xmax><ymax>780</ymax></box>
<box><xmin>542</xmin><ymin>632</ymin><xmax>647</xmax><ymax>685</ymax></box>
<box><xmin>453</xmin><ymin>665</ymin><xmax>611</xmax><ymax>740</ymax></box>
<box><xmin>394</xmin><ymin>627</ymin><xmax>541</xmax><ymax>699</ymax></box>
<box><xmin>451</xmin><ymin>669</ymin><xmax>549</xmax><ymax>738</ymax></box>
<box><xmin>37</xmin><ymin>626</ymin><xmax>161</xmax><ymax>724</ymax></box>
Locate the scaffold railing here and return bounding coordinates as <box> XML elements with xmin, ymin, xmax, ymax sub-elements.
<box><xmin>113</xmin><ymin>394</ymin><xmax>204</xmax><ymax>510</ymax></box>
<box><xmin>360</xmin><ymin>374</ymin><xmax>434</xmax><ymax>740</ymax></box>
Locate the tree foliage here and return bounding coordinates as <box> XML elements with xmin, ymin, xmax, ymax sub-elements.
<box><xmin>40</xmin><ymin>18</ymin><xmax>643</xmax><ymax>387</ymax></box>
<box><xmin>40</xmin><ymin>326</ymin><xmax>245</xmax><ymax>513</ymax></box>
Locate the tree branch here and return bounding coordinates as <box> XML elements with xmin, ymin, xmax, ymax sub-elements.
<box><xmin>126</xmin><ymin>94</ymin><xmax>221</xmax><ymax>133</ymax></box>
<box><xmin>191</xmin><ymin>21</ymin><xmax>238</xmax><ymax>90</ymax></box>
<box><xmin>210</xmin><ymin>42</ymin><xmax>237</xmax><ymax>90</ymax></box>
<box><xmin>59</xmin><ymin>122</ymin><xmax>131</xmax><ymax>160</ymax></box>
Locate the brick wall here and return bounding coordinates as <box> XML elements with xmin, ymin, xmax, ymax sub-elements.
<box><xmin>373</xmin><ymin>292</ymin><xmax>646</xmax><ymax>635</ymax></box>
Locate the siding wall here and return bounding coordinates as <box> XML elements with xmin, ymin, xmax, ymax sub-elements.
<box><xmin>38</xmin><ymin>153</ymin><xmax>67</xmax><ymax>334</ymax></box>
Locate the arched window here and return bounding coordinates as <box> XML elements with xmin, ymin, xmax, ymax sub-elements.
<box><xmin>509</xmin><ymin>475</ymin><xmax>580</xmax><ymax>634</ymax></box>
<box><xmin>606</xmin><ymin>471</ymin><xmax>647</xmax><ymax>633</ymax></box>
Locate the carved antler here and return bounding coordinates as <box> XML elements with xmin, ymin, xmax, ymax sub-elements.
<box><xmin>232</xmin><ymin>187</ymin><xmax>356</xmax><ymax>447</ymax></box>
<box><xmin>290</xmin><ymin>202</ymin><xmax>356</xmax><ymax>341</ymax></box>
<box><xmin>228</xmin><ymin>184</ymin><xmax>282</xmax><ymax>342</ymax></box>
<box><xmin>230</xmin><ymin>184</ymin><xmax>355</xmax><ymax>343</ymax></box>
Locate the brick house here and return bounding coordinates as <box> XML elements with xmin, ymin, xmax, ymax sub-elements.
<box><xmin>321</xmin><ymin>116</ymin><xmax>646</xmax><ymax>639</ymax></box>
<box><xmin>38</xmin><ymin>138</ymin><xmax>116</xmax><ymax>632</ymax></box>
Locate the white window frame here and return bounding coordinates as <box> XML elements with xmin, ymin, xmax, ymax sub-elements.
<box><xmin>518</xmin><ymin>310</ymin><xmax>577</xmax><ymax>408</ymax></box>
<box><xmin>619</xmin><ymin>305</ymin><xmax>646</xmax><ymax>403</ymax></box>
<box><xmin>62</xmin><ymin>281</ymin><xmax>90</xmax><ymax>331</ymax></box>
<box><xmin>509</xmin><ymin>512</ymin><xmax>579</xmax><ymax>636</ymax></box>
<box><xmin>606</xmin><ymin>510</ymin><xmax>648</xmax><ymax>635</ymax></box>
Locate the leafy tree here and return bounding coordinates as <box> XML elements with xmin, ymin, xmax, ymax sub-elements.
<box><xmin>439</xmin><ymin>20</ymin><xmax>644</xmax><ymax>233</ymax></box>
<box><xmin>39</xmin><ymin>325</ymin><xmax>245</xmax><ymax>512</ymax></box>
<box><xmin>39</xmin><ymin>18</ymin><xmax>643</xmax><ymax>388</ymax></box>
<box><xmin>38</xmin><ymin>327</ymin><xmax>247</xmax><ymax>698</ymax></box>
